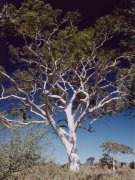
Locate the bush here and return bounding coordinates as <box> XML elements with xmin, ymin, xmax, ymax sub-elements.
<box><xmin>129</xmin><ymin>161</ymin><xmax>135</xmax><ymax>169</ymax></box>
<box><xmin>0</xmin><ymin>125</ymin><xmax>52</xmax><ymax>180</ymax></box>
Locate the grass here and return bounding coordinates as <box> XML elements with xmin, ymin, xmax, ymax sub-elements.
<box><xmin>6</xmin><ymin>163</ymin><xmax>135</xmax><ymax>180</ymax></box>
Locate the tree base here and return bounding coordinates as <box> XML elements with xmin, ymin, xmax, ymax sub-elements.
<box><xmin>69</xmin><ymin>152</ymin><xmax>80</xmax><ymax>171</ymax></box>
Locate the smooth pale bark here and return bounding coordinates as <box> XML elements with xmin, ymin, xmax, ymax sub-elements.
<box><xmin>112</xmin><ymin>158</ymin><xmax>116</xmax><ymax>171</ymax></box>
<box><xmin>62</xmin><ymin>104</ymin><xmax>80</xmax><ymax>171</ymax></box>
<box><xmin>67</xmin><ymin>132</ymin><xmax>80</xmax><ymax>171</ymax></box>
<box><xmin>56</xmin><ymin>127</ymin><xmax>80</xmax><ymax>171</ymax></box>
<box><xmin>66</xmin><ymin>104</ymin><xmax>80</xmax><ymax>171</ymax></box>
<box><xmin>52</xmin><ymin>113</ymin><xmax>80</xmax><ymax>171</ymax></box>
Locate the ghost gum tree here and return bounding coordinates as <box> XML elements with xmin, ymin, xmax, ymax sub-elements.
<box><xmin>0</xmin><ymin>0</ymin><xmax>134</xmax><ymax>171</ymax></box>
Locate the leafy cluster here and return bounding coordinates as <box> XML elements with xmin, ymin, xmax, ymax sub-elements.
<box><xmin>100</xmin><ymin>141</ymin><xmax>134</xmax><ymax>155</ymax></box>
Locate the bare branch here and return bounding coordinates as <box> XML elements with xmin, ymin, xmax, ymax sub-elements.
<box><xmin>0</xmin><ymin>116</ymin><xmax>46</xmax><ymax>128</ymax></box>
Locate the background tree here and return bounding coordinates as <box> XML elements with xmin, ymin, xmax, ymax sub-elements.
<box><xmin>0</xmin><ymin>0</ymin><xmax>134</xmax><ymax>171</ymax></box>
<box><xmin>0</xmin><ymin>125</ymin><xmax>52</xmax><ymax>180</ymax></box>
<box><xmin>99</xmin><ymin>153</ymin><xmax>112</xmax><ymax>169</ymax></box>
<box><xmin>100</xmin><ymin>141</ymin><xmax>134</xmax><ymax>171</ymax></box>
<box><xmin>86</xmin><ymin>157</ymin><xmax>95</xmax><ymax>165</ymax></box>
<box><xmin>129</xmin><ymin>161</ymin><xmax>135</xmax><ymax>169</ymax></box>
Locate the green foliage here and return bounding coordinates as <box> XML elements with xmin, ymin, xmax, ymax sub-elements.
<box><xmin>0</xmin><ymin>125</ymin><xmax>52</xmax><ymax>179</ymax></box>
<box><xmin>100</xmin><ymin>141</ymin><xmax>134</xmax><ymax>155</ymax></box>
<box><xmin>0</xmin><ymin>0</ymin><xmax>134</xmax><ymax>142</ymax></box>
<box><xmin>0</xmin><ymin>0</ymin><xmax>134</xmax><ymax>128</ymax></box>
<box><xmin>2</xmin><ymin>0</ymin><xmax>61</xmax><ymax>35</ymax></box>
<box><xmin>0</xmin><ymin>67</ymin><xmax>8</xmax><ymax>83</ymax></box>
<box><xmin>0</xmin><ymin>66</ymin><xmax>4</xmax><ymax>72</ymax></box>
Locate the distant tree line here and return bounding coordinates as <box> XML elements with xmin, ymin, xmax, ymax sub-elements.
<box><xmin>85</xmin><ymin>141</ymin><xmax>134</xmax><ymax>171</ymax></box>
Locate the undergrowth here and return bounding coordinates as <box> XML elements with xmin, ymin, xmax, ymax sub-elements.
<box><xmin>5</xmin><ymin>163</ymin><xmax>134</xmax><ymax>180</ymax></box>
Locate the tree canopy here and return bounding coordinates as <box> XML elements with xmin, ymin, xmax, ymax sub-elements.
<box><xmin>100</xmin><ymin>141</ymin><xmax>134</xmax><ymax>155</ymax></box>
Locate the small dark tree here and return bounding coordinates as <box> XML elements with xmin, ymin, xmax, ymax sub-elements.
<box><xmin>86</xmin><ymin>157</ymin><xmax>95</xmax><ymax>165</ymax></box>
<box><xmin>129</xmin><ymin>161</ymin><xmax>135</xmax><ymax>169</ymax></box>
<box><xmin>99</xmin><ymin>153</ymin><xmax>112</xmax><ymax>169</ymax></box>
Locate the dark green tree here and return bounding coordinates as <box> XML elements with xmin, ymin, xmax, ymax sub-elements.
<box><xmin>99</xmin><ymin>153</ymin><xmax>112</xmax><ymax>169</ymax></box>
<box><xmin>129</xmin><ymin>161</ymin><xmax>135</xmax><ymax>169</ymax></box>
<box><xmin>86</xmin><ymin>157</ymin><xmax>95</xmax><ymax>165</ymax></box>
<box><xmin>0</xmin><ymin>0</ymin><xmax>134</xmax><ymax>171</ymax></box>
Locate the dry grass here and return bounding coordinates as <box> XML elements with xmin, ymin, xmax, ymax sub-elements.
<box><xmin>7</xmin><ymin>163</ymin><xmax>134</xmax><ymax>180</ymax></box>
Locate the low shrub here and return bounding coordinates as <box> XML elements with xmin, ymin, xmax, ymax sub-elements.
<box><xmin>11</xmin><ymin>163</ymin><xmax>134</xmax><ymax>180</ymax></box>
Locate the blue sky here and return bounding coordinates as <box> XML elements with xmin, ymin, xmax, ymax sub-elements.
<box><xmin>53</xmin><ymin>111</ymin><xmax>135</xmax><ymax>164</ymax></box>
<box><xmin>0</xmin><ymin>105</ymin><xmax>135</xmax><ymax>164</ymax></box>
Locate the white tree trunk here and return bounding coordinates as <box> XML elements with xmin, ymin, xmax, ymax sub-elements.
<box><xmin>65</xmin><ymin>104</ymin><xmax>80</xmax><ymax>171</ymax></box>
<box><xmin>68</xmin><ymin>147</ymin><xmax>80</xmax><ymax>171</ymax></box>
<box><xmin>53</xmin><ymin>104</ymin><xmax>80</xmax><ymax>171</ymax></box>
<box><xmin>67</xmin><ymin>132</ymin><xmax>80</xmax><ymax>171</ymax></box>
<box><xmin>112</xmin><ymin>158</ymin><xmax>116</xmax><ymax>171</ymax></box>
<box><xmin>52</xmin><ymin>121</ymin><xmax>80</xmax><ymax>171</ymax></box>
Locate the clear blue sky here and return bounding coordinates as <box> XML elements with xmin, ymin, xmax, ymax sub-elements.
<box><xmin>0</xmin><ymin>96</ymin><xmax>135</xmax><ymax>164</ymax></box>
<box><xmin>0</xmin><ymin>107</ymin><xmax>135</xmax><ymax>164</ymax></box>
<box><xmin>52</xmin><ymin>111</ymin><xmax>135</xmax><ymax>164</ymax></box>
<box><xmin>0</xmin><ymin>99</ymin><xmax>135</xmax><ymax>164</ymax></box>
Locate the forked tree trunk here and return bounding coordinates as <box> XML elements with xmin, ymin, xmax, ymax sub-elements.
<box><xmin>54</xmin><ymin>104</ymin><xmax>80</xmax><ymax>171</ymax></box>
<box><xmin>53</xmin><ymin>123</ymin><xmax>80</xmax><ymax>171</ymax></box>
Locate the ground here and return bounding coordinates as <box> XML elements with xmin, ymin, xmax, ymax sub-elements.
<box><xmin>4</xmin><ymin>163</ymin><xmax>135</xmax><ymax>180</ymax></box>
